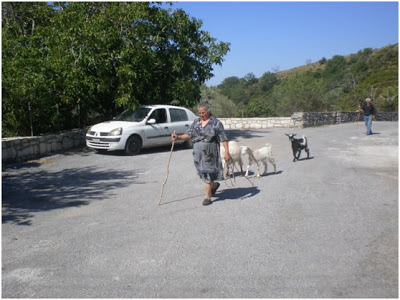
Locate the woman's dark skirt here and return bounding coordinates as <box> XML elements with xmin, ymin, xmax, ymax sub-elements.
<box><xmin>192</xmin><ymin>141</ymin><xmax>223</xmax><ymax>183</ymax></box>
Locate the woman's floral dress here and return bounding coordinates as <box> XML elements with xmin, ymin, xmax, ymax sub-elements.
<box><xmin>186</xmin><ymin>116</ymin><xmax>228</xmax><ymax>183</ymax></box>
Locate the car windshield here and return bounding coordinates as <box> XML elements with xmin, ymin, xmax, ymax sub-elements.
<box><xmin>113</xmin><ymin>107</ymin><xmax>151</xmax><ymax>122</ymax></box>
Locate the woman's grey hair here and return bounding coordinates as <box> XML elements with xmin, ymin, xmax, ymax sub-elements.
<box><xmin>197</xmin><ymin>101</ymin><xmax>212</xmax><ymax>113</ymax></box>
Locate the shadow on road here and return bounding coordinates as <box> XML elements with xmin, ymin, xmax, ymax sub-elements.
<box><xmin>158</xmin><ymin>193</ymin><xmax>204</xmax><ymax>206</ymax></box>
<box><xmin>242</xmin><ymin>170</ymin><xmax>284</xmax><ymax>177</ymax></box>
<box><xmin>226</xmin><ymin>129</ymin><xmax>271</xmax><ymax>141</ymax></box>
<box><xmin>213</xmin><ymin>186</ymin><xmax>261</xmax><ymax>203</ymax></box>
<box><xmin>293</xmin><ymin>156</ymin><xmax>315</xmax><ymax>162</ymax></box>
<box><xmin>90</xmin><ymin>144</ymin><xmax>189</xmax><ymax>157</ymax></box>
<box><xmin>2</xmin><ymin>166</ymin><xmax>137</xmax><ymax>226</ymax></box>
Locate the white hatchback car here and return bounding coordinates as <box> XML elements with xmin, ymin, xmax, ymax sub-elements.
<box><xmin>86</xmin><ymin>105</ymin><xmax>197</xmax><ymax>155</ymax></box>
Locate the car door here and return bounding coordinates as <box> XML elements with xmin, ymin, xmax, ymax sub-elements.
<box><xmin>142</xmin><ymin>108</ymin><xmax>171</xmax><ymax>146</ymax></box>
<box><xmin>167</xmin><ymin>108</ymin><xmax>192</xmax><ymax>136</ymax></box>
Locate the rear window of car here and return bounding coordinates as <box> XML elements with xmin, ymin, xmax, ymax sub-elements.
<box><xmin>170</xmin><ymin>108</ymin><xmax>189</xmax><ymax>122</ymax></box>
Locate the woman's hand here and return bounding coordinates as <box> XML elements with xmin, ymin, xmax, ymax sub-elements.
<box><xmin>224</xmin><ymin>152</ymin><xmax>231</xmax><ymax>162</ymax></box>
<box><xmin>171</xmin><ymin>133</ymin><xmax>178</xmax><ymax>141</ymax></box>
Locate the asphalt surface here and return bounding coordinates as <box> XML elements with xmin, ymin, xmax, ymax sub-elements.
<box><xmin>2</xmin><ymin>121</ymin><xmax>398</xmax><ymax>298</ymax></box>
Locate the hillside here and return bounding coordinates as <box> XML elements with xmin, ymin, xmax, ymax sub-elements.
<box><xmin>277</xmin><ymin>60</ymin><xmax>325</xmax><ymax>80</ymax></box>
<box><xmin>277</xmin><ymin>44</ymin><xmax>398</xmax><ymax>80</ymax></box>
<box><xmin>214</xmin><ymin>44</ymin><xmax>398</xmax><ymax>118</ymax></box>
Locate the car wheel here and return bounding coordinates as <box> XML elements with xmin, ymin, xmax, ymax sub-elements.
<box><xmin>125</xmin><ymin>135</ymin><xmax>142</xmax><ymax>155</ymax></box>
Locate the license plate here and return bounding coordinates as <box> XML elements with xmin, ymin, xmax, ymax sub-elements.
<box><xmin>93</xmin><ymin>138</ymin><xmax>100</xmax><ymax>143</ymax></box>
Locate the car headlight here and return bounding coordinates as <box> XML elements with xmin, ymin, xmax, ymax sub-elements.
<box><xmin>108</xmin><ymin>127</ymin><xmax>123</xmax><ymax>136</ymax></box>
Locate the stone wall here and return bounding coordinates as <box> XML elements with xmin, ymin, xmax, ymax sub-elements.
<box><xmin>2</xmin><ymin>111</ymin><xmax>397</xmax><ymax>163</ymax></box>
<box><xmin>2</xmin><ymin>128</ymin><xmax>87</xmax><ymax>163</ymax></box>
<box><xmin>221</xmin><ymin>111</ymin><xmax>398</xmax><ymax>129</ymax></box>
<box><xmin>219</xmin><ymin>117</ymin><xmax>302</xmax><ymax>129</ymax></box>
<box><xmin>298</xmin><ymin>111</ymin><xmax>398</xmax><ymax>127</ymax></box>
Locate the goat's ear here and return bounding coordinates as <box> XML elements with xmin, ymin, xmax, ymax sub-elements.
<box><xmin>285</xmin><ymin>134</ymin><xmax>289</xmax><ymax>136</ymax></box>
<box><xmin>293</xmin><ymin>134</ymin><xmax>297</xmax><ymax>136</ymax></box>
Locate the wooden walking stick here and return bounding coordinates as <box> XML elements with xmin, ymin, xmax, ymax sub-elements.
<box><xmin>157</xmin><ymin>131</ymin><xmax>176</xmax><ymax>205</ymax></box>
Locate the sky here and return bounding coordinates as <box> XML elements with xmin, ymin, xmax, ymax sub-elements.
<box><xmin>168</xmin><ymin>1</ymin><xmax>398</xmax><ymax>86</ymax></box>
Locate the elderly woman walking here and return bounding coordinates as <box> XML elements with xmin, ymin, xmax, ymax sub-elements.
<box><xmin>172</xmin><ymin>101</ymin><xmax>231</xmax><ymax>206</ymax></box>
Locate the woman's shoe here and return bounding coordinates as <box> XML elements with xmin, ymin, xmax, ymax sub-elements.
<box><xmin>202</xmin><ymin>198</ymin><xmax>212</xmax><ymax>206</ymax></box>
<box><xmin>211</xmin><ymin>182</ymin><xmax>220</xmax><ymax>196</ymax></box>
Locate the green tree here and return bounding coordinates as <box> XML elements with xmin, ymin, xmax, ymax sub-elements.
<box><xmin>2</xmin><ymin>2</ymin><xmax>230</xmax><ymax>137</ymax></box>
<box><xmin>2</xmin><ymin>2</ymin><xmax>58</xmax><ymax>136</ymax></box>
<box><xmin>48</xmin><ymin>2</ymin><xmax>231</xmax><ymax>119</ymax></box>
<box><xmin>218</xmin><ymin>76</ymin><xmax>249</xmax><ymax>105</ymax></box>
<box><xmin>241</xmin><ymin>72</ymin><xmax>258</xmax><ymax>86</ymax></box>
<box><xmin>273</xmin><ymin>73</ymin><xmax>329</xmax><ymax>116</ymax></box>
<box><xmin>199</xmin><ymin>85</ymin><xmax>236</xmax><ymax>118</ymax></box>
<box><xmin>257</xmin><ymin>72</ymin><xmax>279</xmax><ymax>92</ymax></box>
<box><xmin>218</xmin><ymin>76</ymin><xmax>241</xmax><ymax>94</ymax></box>
<box><xmin>323</xmin><ymin>55</ymin><xmax>347</xmax><ymax>84</ymax></box>
<box><xmin>243</xmin><ymin>96</ymin><xmax>277</xmax><ymax>117</ymax></box>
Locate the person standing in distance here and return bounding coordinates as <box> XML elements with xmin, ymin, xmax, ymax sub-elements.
<box><xmin>171</xmin><ymin>101</ymin><xmax>231</xmax><ymax>206</ymax></box>
<box><xmin>360</xmin><ymin>98</ymin><xmax>377</xmax><ymax>135</ymax></box>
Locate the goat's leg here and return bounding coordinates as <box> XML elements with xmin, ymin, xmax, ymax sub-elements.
<box><xmin>256</xmin><ymin>166</ymin><xmax>261</xmax><ymax>177</ymax></box>
<box><xmin>306</xmin><ymin>147</ymin><xmax>310</xmax><ymax>159</ymax></box>
<box><xmin>269</xmin><ymin>157</ymin><xmax>277</xmax><ymax>173</ymax></box>
<box><xmin>229</xmin><ymin>162</ymin><xmax>235</xmax><ymax>176</ymax></box>
<box><xmin>292</xmin><ymin>148</ymin><xmax>297</xmax><ymax>162</ymax></box>
<box><xmin>223</xmin><ymin>166</ymin><xmax>228</xmax><ymax>179</ymax></box>
<box><xmin>222</xmin><ymin>161</ymin><xmax>226</xmax><ymax>179</ymax></box>
<box><xmin>255</xmin><ymin>162</ymin><xmax>261</xmax><ymax>177</ymax></box>
<box><xmin>296</xmin><ymin>150</ymin><xmax>302</xmax><ymax>160</ymax></box>
<box><xmin>245</xmin><ymin>164</ymin><xmax>250</xmax><ymax>177</ymax></box>
<box><xmin>239</xmin><ymin>159</ymin><xmax>244</xmax><ymax>176</ymax></box>
<box><xmin>262</xmin><ymin>161</ymin><xmax>267</xmax><ymax>175</ymax></box>
<box><xmin>245</xmin><ymin>154</ymin><xmax>255</xmax><ymax>177</ymax></box>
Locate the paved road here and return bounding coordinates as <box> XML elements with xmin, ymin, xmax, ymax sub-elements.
<box><xmin>2</xmin><ymin>121</ymin><xmax>398</xmax><ymax>298</ymax></box>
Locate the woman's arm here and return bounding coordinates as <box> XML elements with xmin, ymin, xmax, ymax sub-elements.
<box><xmin>171</xmin><ymin>133</ymin><xmax>190</xmax><ymax>141</ymax></box>
<box><xmin>221</xmin><ymin>140</ymin><xmax>231</xmax><ymax>162</ymax></box>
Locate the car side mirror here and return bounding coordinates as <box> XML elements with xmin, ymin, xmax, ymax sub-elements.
<box><xmin>147</xmin><ymin>118</ymin><xmax>156</xmax><ymax>125</ymax></box>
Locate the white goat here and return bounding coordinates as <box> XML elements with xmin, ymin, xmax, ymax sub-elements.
<box><xmin>241</xmin><ymin>144</ymin><xmax>277</xmax><ymax>177</ymax></box>
<box><xmin>220</xmin><ymin>141</ymin><xmax>244</xmax><ymax>179</ymax></box>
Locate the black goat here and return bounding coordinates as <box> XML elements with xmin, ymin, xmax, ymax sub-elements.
<box><xmin>285</xmin><ymin>133</ymin><xmax>310</xmax><ymax>162</ymax></box>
